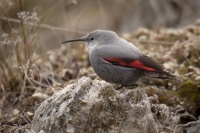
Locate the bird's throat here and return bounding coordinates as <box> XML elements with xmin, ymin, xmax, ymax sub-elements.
<box><xmin>88</xmin><ymin>43</ymin><xmax>98</xmax><ymax>53</ymax></box>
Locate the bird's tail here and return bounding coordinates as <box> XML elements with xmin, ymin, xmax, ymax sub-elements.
<box><xmin>147</xmin><ymin>70</ymin><xmax>180</xmax><ymax>82</ymax></box>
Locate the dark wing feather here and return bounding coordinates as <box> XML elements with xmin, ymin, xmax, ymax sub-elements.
<box><xmin>103</xmin><ymin>55</ymin><xmax>164</xmax><ymax>72</ymax></box>
<box><xmin>137</xmin><ymin>55</ymin><xmax>163</xmax><ymax>71</ymax></box>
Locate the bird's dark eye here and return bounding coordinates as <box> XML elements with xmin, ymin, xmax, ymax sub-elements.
<box><xmin>90</xmin><ymin>38</ymin><xmax>94</xmax><ymax>40</ymax></box>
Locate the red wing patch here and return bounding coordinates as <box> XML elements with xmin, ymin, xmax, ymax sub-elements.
<box><xmin>103</xmin><ymin>58</ymin><xmax>156</xmax><ymax>71</ymax></box>
<box><xmin>129</xmin><ymin>60</ymin><xmax>156</xmax><ymax>71</ymax></box>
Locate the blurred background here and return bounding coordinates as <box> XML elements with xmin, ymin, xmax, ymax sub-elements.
<box><xmin>1</xmin><ymin>0</ymin><xmax>200</xmax><ymax>50</ymax></box>
<box><xmin>1</xmin><ymin>1</ymin><xmax>200</xmax><ymax>132</ymax></box>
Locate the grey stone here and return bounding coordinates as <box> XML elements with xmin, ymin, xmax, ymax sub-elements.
<box><xmin>31</xmin><ymin>77</ymin><xmax>158</xmax><ymax>133</ymax></box>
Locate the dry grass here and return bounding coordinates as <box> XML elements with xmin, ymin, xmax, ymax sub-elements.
<box><xmin>0</xmin><ymin>2</ymin><xmax>40</xmax><ymax>132</ymax></box>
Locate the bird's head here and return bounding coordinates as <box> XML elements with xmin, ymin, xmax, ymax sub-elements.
<box><xmin>61</xmin><ymin>30</ymin><xmax>118</xmax><ymax>49</ymax></box>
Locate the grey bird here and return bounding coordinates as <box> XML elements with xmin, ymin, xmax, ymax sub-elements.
<box><xmin>61</xmin><ymin>30</ymin><xmax>179</xmax><ymax>89</ymax></box>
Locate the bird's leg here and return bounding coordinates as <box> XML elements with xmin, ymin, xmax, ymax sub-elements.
<box><xmin>115</xmin><ymin>85</ymin><xmax>124</xmax><ymax>90</ymax></box>
<box><xmin>115</xmin><ymin>84</ymin><xmax>138</xmax><ymax>90</ymax></box>
<box><xmin>124</xmin><ymin>84</ymin><xmax>138</xmax><ymax>89</ymax></box>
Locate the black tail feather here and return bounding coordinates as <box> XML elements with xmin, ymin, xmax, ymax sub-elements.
<box><xmin>149</xmin><ymin>70</ymin><xmax>180</xmax><ymax>82</ymax></box>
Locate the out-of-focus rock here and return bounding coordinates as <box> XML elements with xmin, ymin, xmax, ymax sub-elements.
<box><xmin>175</xmin><ymin>120</ymin><xmax>200</xmax><ymax>133</ymax></box>
<box><xmin>31</xmin><ymin>77</ymin><xmax>158</xmax><ymax>133</ymax></box>
<box><xmin>61</xmin><ymin>68</ymin><xmax>74</xmax><ymax>80</ymax></box>
<box><xmin>179</xmin><ymin>112</ymin><xmax>197</xmax><ymax>124</ymax></box>
<box><xmin>39</xmin><ymin>72</ymin><xmax>55</xmax><ymax>86</ymax></box>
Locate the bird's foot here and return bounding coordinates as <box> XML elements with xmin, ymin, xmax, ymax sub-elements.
<box><xmin>124</xmin><ymin>84</ymin><xmax>138</xmax><ymax>89</ymax></box>
<box><xmin>115</xmin><ymin>85</ymin><xmax>124</xmax><ymax>90</ymax></box>
<box><xmin>115</xmin><ymin>84</ymin><xmax>138</xmax><ymax>90</ymax></box>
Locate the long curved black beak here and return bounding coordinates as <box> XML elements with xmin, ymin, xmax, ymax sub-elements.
<box><xmin>61</xmin><ymin>37</ymin><xmax>86</xmax><ymax>44</ymax></box>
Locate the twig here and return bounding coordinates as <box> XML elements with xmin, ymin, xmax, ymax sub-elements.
<box><xmin>184</xmin><ymin>55</ymin><xmax>200</xmax><ymax>76</ymax></box>
<box><xmin>19</xmin><ymin>0</ymin><xmax>28</xmax><ymax>60</ymax></box>
<box><xmin>74</xmin><ymin>65</ymin><xmax>86</xmax><ymax>87</ymax></box>
<box><xmin>132</xmin><ymin>39</ymin><xmax>175</xmax><ymax>46</ymax></box>
<box><xmin>62</xmin><ymin>5</ymin><xmax>72</xmax><ymax>68</ymax></box>
<box><xmin>76</xmin><ymin>66</ymin><xmax>85</xmax><ymax>81</ymax></box>
<box><xmin>1</xmin><ymin>16</ymin><xmax>177</xmax><ymax>46</ymax></box>
<box><xmin>21</xmin><ymin>109</ymin><xmax>31</xmax><ymax>124</ymax></box>
<box><xmin>0</xmin><ymin>16</ymin><xmax>87</xmax><ymax>35</ymax></box>
<box><xmin>25</xmin><ymin>74</ymin><xmax>54</xmax><ymax>91</ymax></box>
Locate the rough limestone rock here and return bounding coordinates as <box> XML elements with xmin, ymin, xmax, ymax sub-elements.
<box><xmin>31</xmin><ymin>77</ymin><xmax>158</xmax><ymax>133</ymax></box>
<box><xmin>175</xmin><ymin>120</ymin><xmax>200</xmax><ymax>133</ymax></box>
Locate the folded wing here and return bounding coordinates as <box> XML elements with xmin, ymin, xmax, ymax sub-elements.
<box><xmin>103</xmin><ymin>55</ymin><xmax>163</xmax><ymax>72</ymax></box>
